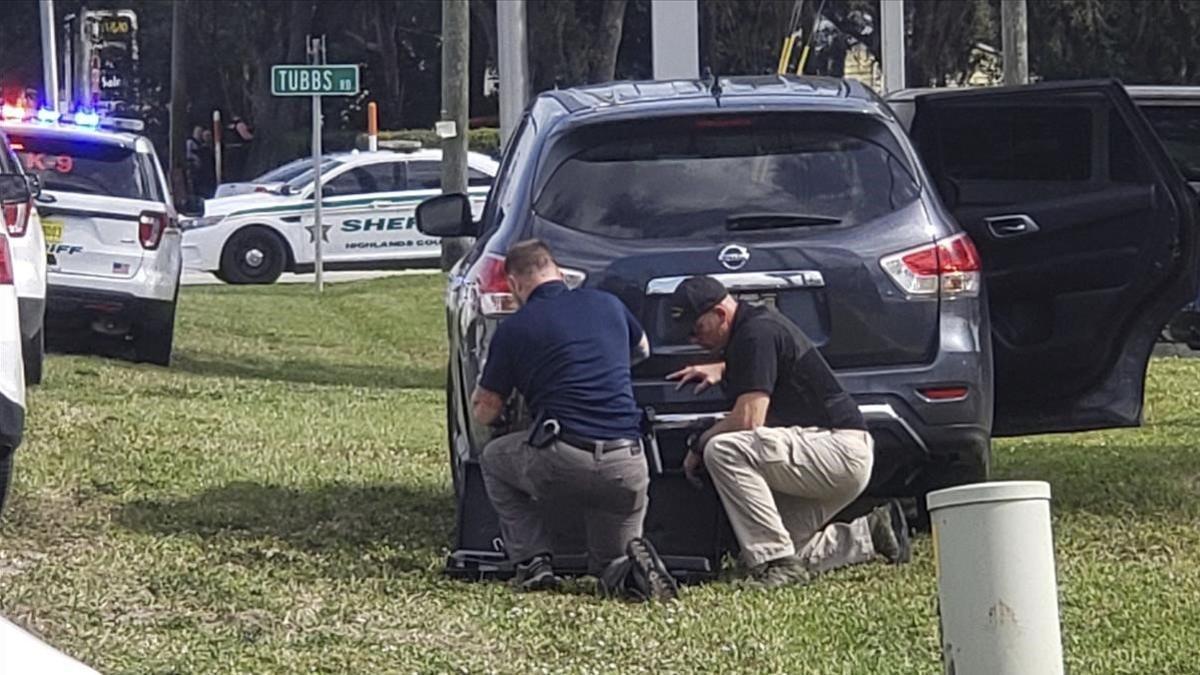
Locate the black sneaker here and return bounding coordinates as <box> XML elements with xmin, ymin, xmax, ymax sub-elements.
<box><xmin>869</xmin><ymin>500</ymin><xmax>912</xmax><ymax>565</ymax></box>
<box><xmin>512</xmin><ymin>554</ymin><xmax>560</xmax><ymax>592</ymax></box>
<box><xmin>626</xmin><ymin>537</ymin><xmax>679</xmax><ymax>602</ymax></box>
<box><xmin>741</xmin><ymin>556</ymin><xmax>812</xmax><ymax>589</ymax></box>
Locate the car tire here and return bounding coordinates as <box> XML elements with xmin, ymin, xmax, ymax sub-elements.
<box><xmin>0</xmin><ymin>447</ymin><xmax>13</xmax><ymax>521</ymax></box>
<box><xmin>22</xmin><ymin>327</ymin><xmax>44</xmax><ymax>386</ymax></box>
<box><xmin>135</xmin><ymin>302</ymin><xmax>177</xmax><ymax>367</ymax></box>
<box><xmin>219</xmin><ymin>226</ymin><xmax>287</xmax><ymax>284</ymax></box>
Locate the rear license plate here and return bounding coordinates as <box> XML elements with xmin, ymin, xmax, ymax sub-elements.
<box><xmin>42</xmin><ymin>218</ymin><xmax>64</xmax><ymax>244</ymax></box>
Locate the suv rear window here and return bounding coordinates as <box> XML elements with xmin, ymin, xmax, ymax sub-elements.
<box><xmin>9</xmin><ymin>134</ymin><xmax>158</xmax><ymax>200</ymax></box>
<box><xmin>533</xmin><ymin>113</ymin><xmax>920</xmax><ymax>239</ymax></box>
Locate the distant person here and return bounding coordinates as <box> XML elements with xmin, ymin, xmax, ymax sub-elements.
<box><xmin>229</xmin><ymin>116</ymin><xmax>254</xmax><ymax>180</ymax></box>
<box><xmin>472</xmin><ymin>239</ymin><xmax>677</xmax><ymax>601</ymax></box>
<box><xmin>185</xmin><ymin>125</ymin><xmax>204</xmax><ymax>195</ymax></box>
<box><xmin>193</xmin><ymin>129</ymin><xmax>217</xmax><ymax>199</ymax></box>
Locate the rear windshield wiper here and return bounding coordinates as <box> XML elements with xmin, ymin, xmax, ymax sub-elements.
<box><xmin>725</xmin><ymin>212</ymin><xmax>842</xmax><ymax>231</ymax></box>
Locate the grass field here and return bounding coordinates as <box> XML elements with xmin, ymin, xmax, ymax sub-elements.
<box><xmin>2</xmin><ymin>275</ymin><xmax>1200</xmax><ymax>673</ymax></box>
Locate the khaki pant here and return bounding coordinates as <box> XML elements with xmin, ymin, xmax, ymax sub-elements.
<box><xmin>703</xmin><ymin>426</ymin><xmax>876</xmax><ymax>571</ymax></box>
<box><xmin>480</xmin><ymin>431</ymin><xmax>650</xmax><ymax>573</ymax></box>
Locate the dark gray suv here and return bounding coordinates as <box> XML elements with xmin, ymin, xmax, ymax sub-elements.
<box><xmin>419</xmin><ymin>77</ymin><xmax>1198</xmax><ymax>579</ymax></box>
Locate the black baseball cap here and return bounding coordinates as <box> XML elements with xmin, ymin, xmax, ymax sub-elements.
<box><xmin>668</xmin><ymin>276</ymin><xmax>729</xmax><ymax>326</ymax></box>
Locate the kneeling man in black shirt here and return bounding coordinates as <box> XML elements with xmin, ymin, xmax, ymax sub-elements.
<box><xmin>668</xmin><ymin>276</ymin><xmax>911</xmax><ymax>588</ymax></box>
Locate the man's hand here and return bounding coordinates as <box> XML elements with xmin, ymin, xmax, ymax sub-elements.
<box><xmin>667</xmin><ymin>362</ymin><xmax>726</xmax><ymax>394</ymax></box>
<box><xmin>683</xmin><ymin>449</ymin><xmax>705</xmax><ymax>490</ymax></box>
<box><xmin>471</xmin><ymin>386</ymin><xmax>504</xmax><ymax>426</ymax></box>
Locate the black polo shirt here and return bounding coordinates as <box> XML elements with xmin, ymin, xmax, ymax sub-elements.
<box><xmin>723</xmin><ymin>302</ymin><xmax>866</xmax><ymax>430</ymax></box>
<box><xmin>479</xmin><ymin>280</ymin><xmax>645</xmax><ymax>440</ymax></box>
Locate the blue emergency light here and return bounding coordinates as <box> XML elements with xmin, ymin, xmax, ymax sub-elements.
<box><xmin>0</xmin><ymin>103</ymin><xmax>144</xmax><ymax>132</ymax></box>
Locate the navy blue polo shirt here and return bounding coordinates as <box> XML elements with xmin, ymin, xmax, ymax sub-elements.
<box><xmin>479</xmin><ymin>281</ymin><xmax>645</xmax><ymax>440</ymax></box>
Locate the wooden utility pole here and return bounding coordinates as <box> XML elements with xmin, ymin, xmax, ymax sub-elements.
<box><xmin>439</xmin><ymin>0</ymin><xmax>471</xmax><ymax>272</ymax></box>
<box><xmin>168</xmin><ymin>0</ymin><xmax>189</xmax><ymax>198</ymax></box>
<box><xmin>1002</xmin><ymin>0</ymin><xmax>1029</xmax><ymax>85</ymax></box>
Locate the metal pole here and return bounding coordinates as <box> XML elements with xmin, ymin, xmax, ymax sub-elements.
<box><xmin>497</xmin><ymin>0</ymin><xmax>529</xmax><ymax>151</ymax></box>
<box><xmin>39</xmin><ymin>0</ymin><xmax>60</xmax><ymax>111</ymax></box>
<box><xmin>1001</xmin><ymin>0</ymin><xmax>1029</xmax><ymax>85</ymax></box>
<box><xmin>440</xmin><ymin>0</ymin><xmax>470</xmax><ymax>272</ymax></box>
<box><xmin>367</xmin><ymin>101</ymin><xmax>378</xmax><ymax>151</ymax></box>
<box><xmin>311</xmin><ymin>36</ymin><xmax>325</xmax><ymax>293</ymax></box>
<box><xmin>880</xmin><ymin>0</ymin><xmax>905</xmax><ymax>94</ymax></box>
<box><xmin>168</xmin><ymin>0</ymin><xmax>188</xmax><ymax>182</ymax></box>
<box><xmin>211</xmin><ymin>109</ymin><xmax>222</xmax><ymax>185</ymax></box>
<box><xmin>650</xmin><ymin>0</ymin><xmax>699</xmax><ymax>79</ymax></box>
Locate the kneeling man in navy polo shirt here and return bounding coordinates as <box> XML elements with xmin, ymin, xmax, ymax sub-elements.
<box><xmin>471</xmin><ymin>239</ymin><xmax>677</xmax><ymax>600</ymax></box>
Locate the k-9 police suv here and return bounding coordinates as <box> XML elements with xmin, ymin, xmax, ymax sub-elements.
<box><xmin>1</xmin><ymin>195</ymin><xmax>28</xmax><ymax>519</ymax></box>
<box><xmin>182</xmin><ymin>149</ymin><xmax>496</xmax><ymax>284</ymax></box>
<box><xmin>1</xmin><ymin>108</ymin><xmax>182</xmax><ymax>366</ymax></box>
<box><xmin>0</xmin><ymin>126</ymin><xmax>47</xmax><ymax>384</ymax></box>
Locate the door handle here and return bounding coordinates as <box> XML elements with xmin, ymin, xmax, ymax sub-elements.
<box><xmin>985</xmin><ymin>214</ymin><xmax>1041</xmax><ymax>239</ymax></box>
<box><xmin>370</xmin><ymin>200</ymin><xmax>394</xmax><ymax>209</ymax></box>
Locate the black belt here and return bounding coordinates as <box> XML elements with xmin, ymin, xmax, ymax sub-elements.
<box><xmin>558</xmin><ymin>432</ymin><xmax>642</xmax><ymax>455</ymax></box>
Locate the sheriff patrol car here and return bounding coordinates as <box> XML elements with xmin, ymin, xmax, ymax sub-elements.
<box><xmin>0</xmin><ymin>125</ymin><xmax>47</xmax><ymax>384</ymax></box>
<box><xmin>0</xmin><ymin>227</ymin><xmax>26</xmax><ymax>519</ymax></box>
<box><xmin>1</xmin><ymin>109</ymin><xmax>182</xmax><ymax>366</ymax></box>
<box><xmin>181</xmin><ymin>149</ymin><xmax>497</xmax><ymax>284</ymax></box>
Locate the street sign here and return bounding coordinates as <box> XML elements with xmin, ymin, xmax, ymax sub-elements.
<box><xmin>271</xmin><ymin>64</ymin><xmax>359</xmax><ymax>97</ymax></box>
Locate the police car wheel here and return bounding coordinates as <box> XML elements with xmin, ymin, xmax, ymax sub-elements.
<box><xmin>220</xmin><ymin>227</ymin><xmax>286</xmax><ymax>285</ymax></box>
<box><xmin>0</xmin><ymin>448</ymin><xmax>12</xmax><ymax>521</ymax></box>
<box><xmin>135</xmin><ymin>303</ymin><xmax>177</xmax><ymax>367</ymax></box>
<box><xmin>22</xmin><ymin>328</ymin><xmax>44</xmax><ymax>386</ymax></box>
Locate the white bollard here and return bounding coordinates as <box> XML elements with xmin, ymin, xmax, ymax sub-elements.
<box><xmin>927</xmin><ymin>481</ymin><xmax>1064</xmax><ymax>675</ymax></box>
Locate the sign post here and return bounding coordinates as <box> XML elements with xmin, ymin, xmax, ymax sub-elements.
<box><xmin>271</xmin><ymin>40</ymin><xmax>359</xmax><ymax>292</ymax></box>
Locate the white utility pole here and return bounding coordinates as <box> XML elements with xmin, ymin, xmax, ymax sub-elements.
<box><xmin>1001</xmin><ymin>0</ymin><xmax>1029</xmax><ymax>85</ymax></box>
<box><xmin>39</xmin><ymin>0</ymin><xmax>60</xmax><ymax>110</ymax></box>
<box><xmin>880</xmin><ymin>0</ymin><xmax>905</xmax><ymax>94</ymax></box>
<box><xmin>497</xmin><ymin>0</ymin><xmax>530</xmax><ymax>151</ymax></box>
<box><xmin>651</xmin><ymin>0</ymin><xmax>699</xmax><ymax>79</ymax></box>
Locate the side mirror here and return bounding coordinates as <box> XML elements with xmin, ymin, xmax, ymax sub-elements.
<box><xmin>0</xmin><ymin>174</ymin><xmax>32</xmax><ymax>202</ymax></box>
<box><xmin>179</xmin><ymin>196</ymin><xmax>205</xmax><ymax>218</ymax></box>
<box><xmin>416</xmin><ymin>193</ymin><xmax>476</xmax><ymax>237</ymax></box>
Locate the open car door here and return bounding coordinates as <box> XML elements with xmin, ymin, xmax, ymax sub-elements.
<box><xmin>910</xmin><ymin>80</ymin><xmax>1199</xmax><ymax>436</ymax></box>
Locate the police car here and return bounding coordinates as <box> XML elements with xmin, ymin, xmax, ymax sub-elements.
<box><xmin>1</xmin><ymin>108</ymin><xmax>182</xmax><ymax>366</ymax></box>
<box><xmin>0</xmin><ymin>124</ymin><xmax>47</xmax><ymax>384</ymax></box>
<box><xmin>181</xmin><ymin>149</ymin><xmax>496</xmax><ymax>284</ymax></box>
<box><xmin>0</xmin><ymin>226</ymin><xmax>26</xmax><ymax>519</ymax></box>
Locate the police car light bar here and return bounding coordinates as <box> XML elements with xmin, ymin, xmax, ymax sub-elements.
<box><xmin>0</xmin><ymin>103</ymin><xmax>145</xmax><ymax>133</ymax></box>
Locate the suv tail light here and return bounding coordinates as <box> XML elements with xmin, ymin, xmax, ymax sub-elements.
<box><xmin>2</xmin><ymin>196</ymin><xmax>32</xmax><ymax>237</ymax></box>
<box><xmin>881</xmin><ymin>233</ymin><xmax>981</xmax><ymax>297</ymax></box>
<box><xmin>138</xmin><ymin>211</ymin><xmax>169</xmax><ymax>250</ymax></box>
<box><xmin>472</xmin><ymin>252</ymin><xmax>588</xmax><ymax>317</ymax></box>
<box><xmin>0</xmin><ymin>237</ymin><xmax>13</xmax><ymax>284</ymax></box>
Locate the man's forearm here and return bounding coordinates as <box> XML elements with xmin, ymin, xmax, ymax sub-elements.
<box><xmin>696</xmin><ymin>416</ymin><xmax>739</xmax><ymax>455</ymax></box>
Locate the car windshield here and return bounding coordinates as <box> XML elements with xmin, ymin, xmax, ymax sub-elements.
<box><xmin>8</xmin><ymin>133</ymin><xmax>157</xmax><ymax>200</ymax></box>
<box><xmin>255</xmin><ymin>157</ymin><xmax>315</xmax><ymax>183</ymax></box>
<box><xmin>1140</xmin><ymin>105</ymin><xmax>1200</xmax><ymax>182</ymax></box>
<box><xmin>533</xmin><ymin>112</ymin><xmax>921</xmax><ymax>239</ymax></box>
<box><xmin>283</xmin><ymin>158</ymin><xmax>344</xmax><ymax>192</ymax></box>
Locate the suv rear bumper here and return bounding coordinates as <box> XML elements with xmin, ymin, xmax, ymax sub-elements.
<box><xmin>0</xmin><ymin>394</ymin><xmax>23</xmax><ymax>450</ymax></box>
<box><xmin>46</xmin><ymin>287</ymin><xmax>174</xmax><ymax>332</ymax></box>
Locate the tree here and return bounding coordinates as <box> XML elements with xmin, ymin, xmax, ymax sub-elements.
<box><xmin>527</xmin><ymin>0</ymin><xmax>631</xmax><ymax>92</ymax></box>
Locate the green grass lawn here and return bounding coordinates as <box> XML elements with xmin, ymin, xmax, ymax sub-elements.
<box><xmin>2</xmin><ymin>275</ymin><xmax>1200</xmax><ymax>673</ymax></box>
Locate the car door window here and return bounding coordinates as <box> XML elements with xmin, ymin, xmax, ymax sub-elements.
<box><xmin>405</xmin><ymin>160</ymin><xmax>442</xmax><ymax>190</ymax></box>
<box><xmin>322</xmin><ymin>168</ymin><xmax>368</xmax><ymax>197</ymax></box>
<box><xmin>468</xmin><ymin>167</ymin><xmax>493</xmax><ymax>187</ymax></box>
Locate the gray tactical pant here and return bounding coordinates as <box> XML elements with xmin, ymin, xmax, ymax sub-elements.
<box><xmin>480</xmin><ymin>431</ymin><xmax>650</xmax><ymax>573</ymax></box>
<box><xmin>703</xmin><ymin>426</ymin><xmax>877</xmax><ymax>571</ymax></box>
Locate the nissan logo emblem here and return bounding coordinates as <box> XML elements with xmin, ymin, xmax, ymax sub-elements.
<box><xmin>718</xmin><ymin>244</ymin><xmax>750</xmax><ymax>270</ymax></box>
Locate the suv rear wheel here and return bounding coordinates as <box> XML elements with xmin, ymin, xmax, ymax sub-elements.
<box><xmin>22</xmin><ymin>328</ymin><xmax>44</xmax><ymax>385</ymax></box>
<box><xmin>135</xmin><ymin>301</ymin><xmax>177</xmax><ymax>366</ymax></box>
<box><xmin>0</xmin><ymin>447</ymin><xmax>13</xmax><ymax>520</ymax></box>
<box><xmin>219</xmin><ymin>226</ymin><xmax>287</xmax><ymax>284</ymax></box>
